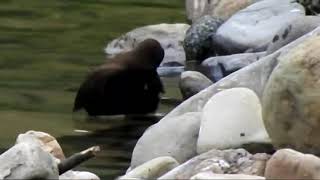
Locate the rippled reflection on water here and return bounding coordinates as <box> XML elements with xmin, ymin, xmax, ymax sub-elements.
<box><xmin>0</xmin><ymin>77</ymin><xmax>181</xmax><ymax>179</ymax></box>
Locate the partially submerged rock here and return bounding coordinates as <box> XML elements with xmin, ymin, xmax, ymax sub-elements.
<box><xmin>201</xmin><ymin>52</ymin><xmax>265</xmax><ymax>82</ymax></box>
<box><xmin>179</xmin><ymin>71</ymin><xmax>213</xmax><ymax>99</ymax></box>
<box><xmin>105</xmin><ymin>23</ymin><xmax>190</xmax><ymax>67</ymax></box>
<box><xmin>184</xmin><ymin>15</ymin><xmax>224</xmax><ymax>63</ymax></box>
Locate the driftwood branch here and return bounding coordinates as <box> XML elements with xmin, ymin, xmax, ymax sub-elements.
<box><xmin>58</xmin><ymin>146</ymin><xmax>100</xmax><ymax>175</ymax></box>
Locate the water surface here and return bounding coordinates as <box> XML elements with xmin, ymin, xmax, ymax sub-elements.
<box><xmin>0</xmin><ymin>1</ymin><xmax>185</xmax><ymax>179</ymax></box>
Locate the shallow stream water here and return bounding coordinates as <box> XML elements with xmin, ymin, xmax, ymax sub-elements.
<box><xmin>0</xmin><ymin>77</ymin><xmax>182</xmax><ymax>179</ymax></box>
<box><xmin>0</xmin><ymin>1</ymin><xmax>185</xmax><ymax>179</ymax></box>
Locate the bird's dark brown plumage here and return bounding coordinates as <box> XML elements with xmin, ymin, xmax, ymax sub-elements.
<box><xmin>73</xmin><ymin>39</ymin><xmax>165</xmax><ymax>116</ymax></box>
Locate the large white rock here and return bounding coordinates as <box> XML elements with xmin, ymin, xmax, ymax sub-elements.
<box><xmin>105</xmin><ymin>23</ymin><xmax>190</xmax><ymax>67</ymax></box>
<box><xmin>214</xmin><ymin>0</ymin><xmax>305</xmax><ymax>54</ymax></box>
<box><xmin>120</xmin><ymin>156</ymin><xmax>178</xmax><ymax>180</ymax></box>
<box><xmin>197</xmin><ymin>88</ymin><xmax>270</xmax><ymax>153</ymax></box>
<box><xmin>60</xmin><ymin>170</ymin><xmax>100</xmax><ymax>180</ymax></box>
<box><xmin>131</xmin><ymin>112</ymin><xmax>201</xmax><ymax>168</ymax></box>
<box><xmin>191</xmin><ymin>172</ymin><xmax>265</xmax><ymax>180</ymax></box>
<box><xmin>267</xmin><ymin>16</ymin><xmax>320</xmax><ymax>54</ymax></box>
<box><xmin>158</xmin><ymin>25</ymin><xmax>320</xmax><ymax>131</ymax></box>
<box><xmin>0</xmin><ymin>142</ymin><xmax>59</xmax><ymax>179</ymax></box>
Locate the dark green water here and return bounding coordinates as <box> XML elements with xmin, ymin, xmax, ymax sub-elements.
<box><xmin>0</xmin><ymin>0</ymin><xmax>185</xmax><ymax>179</ymax></box>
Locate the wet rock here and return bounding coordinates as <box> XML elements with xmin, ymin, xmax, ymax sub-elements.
<box><xmin>0</xmin><ymin>142</ymin><xmax>59</xmax><ymax>179</ymax></box>
<box><xmin>157</xmin><ymin>66</ymin><xmax>185</xmax><ymax>77</ymax></box>
<box><xmin>214</xmin><ymin>0</ymin><xmax>305</xmax><ymax>55</ymax></box>
<box><xmin>184</xmin><ymin>15</ymin><xmax>224</xmax><ymax>63</ymax></box>
<box><xmin>131</xmin><ymin>112</ymin><xmax>201</xmax><ymax>168</ymax></box>
<box><xmin>159</xmin><ymin>149</ymin><xmax>270</xmax><ymax>179</ymax></box>
<box><xmin>159</xmin><ymin>25</ymin><xmax>320</xmax><ymax>131</ymax></box>
<box><xmin>120</xmin><ymin>157</ymin><xmax>178</xmax><ymax>180</ymax></box>
<box><xmin>197</xmin><ymin>88</ymin><xmax>270</xmax><ymax>154</ymax></box>
<box><xmin>186</xmin><ymin>0</ymin><xmax>256</xmax><ymax>23</ymax></box>
<box><xmin>191</xmin><ymin>171</ymin><xmax>265</xmax><ymax>180</ymax></box>
<box><xmin>179</xmin><ymin>71</ymin><xmax>213</xmax><ymax>99</ymax></box>
<box><xmin>265</xmin><ymin>149</ymin><xmax>320</xmax><ymax>179</ymax></box>
<box><xmin>263</xmin><ymin>35</ymin><xmax>320</xmax><ymax>154</ymax></box>
<box><xmin>267</xmin><ymin>16</ymin><xmax>320</xmax><ymax>54</ymax></box>
<box><xmin>201</xmin><ymin>52</ymin><xmax>265</xmax><ymax>82</ymax></box>
<box><xmin>16</xmin><ymin>130</ymin><xmax>65</xmax><ymax>161</ymax></box>
<box><xmin>105</xmin><ymin>23</ymin><xmax>189</xmax><ymax>67</ymax></box>
<box><xmin>60</xmin><ymin>170</ymin><xmax>100</xmax><ymax>180</ymax></box>
<box><xmin>298</xmin><ymin>0</ymin><xmax>320</xmax><ymax>15</ymax></box>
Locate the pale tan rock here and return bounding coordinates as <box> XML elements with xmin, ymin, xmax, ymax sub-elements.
<box><xmin>263</xmin><ymin>36</ymin><xmax>320</xmax><ymax>154</ymax></box>
<box><xmin>120</xmin><ymin>156</ymin><xmax>179</xmax><ymax>180</ymax></box>
<box><xmin>186</xmin><ymin>0</ymin><xmax>255</xmax><ymax>22</ymax></box>
<box><xmin>16</xmin><ymin>130</ymin><xmax>65</xmax><ymax>160</ymax></box>
<box><xmin>210</xmin><ymin>0</ymin><xmax>255</xmax><ymax>21</ymax></box>
<box><xmin>265</xmin><ymin>149</ymin><xmax>320</xmax><ymax>179</ymax></box>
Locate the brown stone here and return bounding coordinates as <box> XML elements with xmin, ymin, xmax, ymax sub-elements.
<box><xmin>265</xmin><ymin>149</ymin><xmax>320</xmax><ymax>179</ymax></box>
<box><xmin>263</xmin><ymin>36</ymin><xmax>320</xmax><ymax>154</ymax></box>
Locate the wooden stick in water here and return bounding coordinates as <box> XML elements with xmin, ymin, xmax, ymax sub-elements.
<box><xmin>58</xmin><ymin>146</ymin><xmax>100</xmax><ymax>175</ymax></box>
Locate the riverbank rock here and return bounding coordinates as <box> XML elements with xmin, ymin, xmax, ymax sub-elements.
<box><xmin>0</xmin><ymin>142</ymin><xmax>59</xmax><ymax>179</ymax></box>
<box><xmin>131</xmin><ymin>112</ymin><xmax>201</xmax><ymax>168</ymax></box>
<box><xmin>267</xmin><ymin>16</ymin><xmax>320</xmax><ymax>54</ymax></box>
<box><xmin>191</xmin><ymin>172</ymin><xmax>265</xmax><ymax>180</ymax></box>
<box><xmin>159</xmin><ymin>25</ymin><xmax>320</xmax><ymax>131</ymax></box>
<box><xmin>201</xmin><ymin>52</ymin><xmax>265</xmax><ymax>82</ymax></box>
<box><xmin>120</xmin><ymin>157</ymin><xmax>179</xmax><ymax>180</ymax></box>
<box><xmin>16</xmin><ymin>130</ymin><xmax>65</xmax><ymax>161</ymax></box>
<box><xmin>186</xmin><ymin>0</ymin><xmax>256</xmax><ymax>23</ymax></box>
<box><xmin>184</xmin><ymin>15</ymin><xmax>223</xmax><ymax>63</ymax></box>
<box><xmin>265</xmin><ymin>149</ymin><xmax>320</xmax><ymax>179</ymax></box>
<box><xmin>214</xmin><ymin>0</ymin><xmax>305</xmax><ymax>55</ymax></box>
<box><xmin>197</xmin><ymin>88</ymin><xmax>270</xmax><ymax>154</ymax></box>
<box><xmin>263</xmin><ymin>35</ymin><xmax>320</xmax><ymax>154</ymax></box>
<box><xmin>105</xmin><ymin>23</ymin><xmax>189</xmax><ymax>67</ymax></box>
<box><xmin>60</xmin><ymin>171</ymin><xmax>100</xmax><ymax>180</ymax></box>
<box><xmin>179</xmin><ymin>71</ymin><xmax>213</xmax><ymax>99</ymax></box>
<box><xmin>159</xmin><ymin>149</ymin><xmax>270</xmax><ymax>179</ymax></box>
